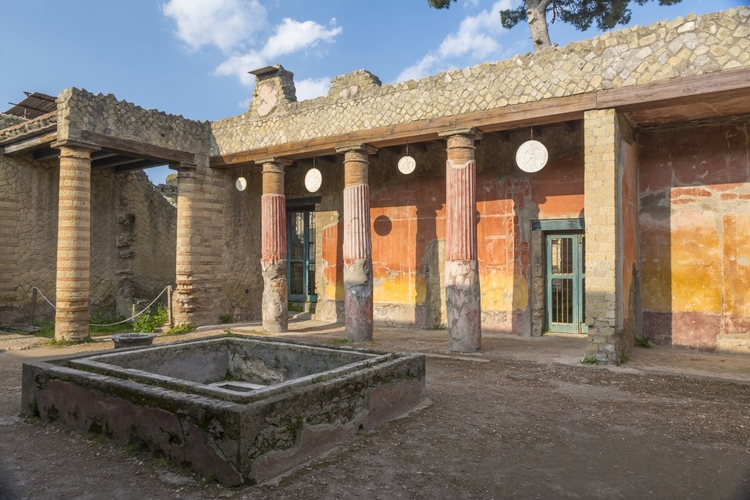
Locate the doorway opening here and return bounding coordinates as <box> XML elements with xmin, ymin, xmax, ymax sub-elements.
<box><xmin>287</xmin><ymin>209</ymin><xmax>317</xmax><ymax>310</ymax></box>
<box><xmin>545</xmin><ymin>232</ymin><xmax>586</xmax><ymax>333</ymax></box>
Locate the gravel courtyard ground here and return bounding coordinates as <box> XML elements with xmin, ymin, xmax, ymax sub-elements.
<box><xmin>1</xmin><ymin>319</ymin><xmax>748</xmax><ymax>499</ymax></box>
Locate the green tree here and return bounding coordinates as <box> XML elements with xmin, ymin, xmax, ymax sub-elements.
<box><xmin>428</xmin><ymin>0</ymin><xmax>682</xmax><ymax>52</ymax></box>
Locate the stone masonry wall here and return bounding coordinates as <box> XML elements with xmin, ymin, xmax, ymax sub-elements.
<box><xmin>584</xmin><ymin>109</ymin><xmax>625</xmax><ymax>363</ymax></box>
<box><xmin>0</xmin><ymin>151</ymin><xmax>177</xmax><ymax>325</ymax></box>
<box><xmin>90</xmin><ymin>170</ymin><xmax>177</xmax><ymax>318</ymax></box>
<box><xmin>0</xmin><ymin>113</ymin><xmax>27</xmax><ymax>131</ymax></box>
<box><xmin>210</xmin><ymin>9</ymin><xmax>750</xmax><ymax>155</ymax></box>
<box><xmin>56</xmin><ymin>88</ymin><xmax>210</xmax><ymax>155</ymax></box>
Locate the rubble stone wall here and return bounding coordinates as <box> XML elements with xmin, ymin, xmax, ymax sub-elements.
<box><xmin>210</xmin><ymin>9</ymin><xmax>750</xmax><ymax>155</ymax></box>
<box><xmin>56</xmin><ymin>88</ymin><xmax>210</xmax><ymax>155</ymax></box>
<box><xmin>0</xmin><ymin>151</ymin><xmax>176</xmax><ymax>325</ymax></box>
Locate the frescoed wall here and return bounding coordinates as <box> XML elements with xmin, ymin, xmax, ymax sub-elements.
<box><xmin>308</xmin><ymin>126</ymin><xmax>585</xmax><ymax>335</ymax></box>
<box><xmin>639</xmin><ymin>117</ymin><xmax>750</xmax><ymax>350</ymax></box>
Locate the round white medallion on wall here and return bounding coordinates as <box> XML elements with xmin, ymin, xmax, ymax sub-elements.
<box><xmin>235</xmin><ymin>177</ymin><xmax>247</xmax><ymax>191</ymax></box>
<box><xmin>398</xmin><ymin>155</ymin><xmax>416</xmax><ymax>175</ymax></box>
<box><xmin>305</xmin><ymin>168</ymin><xmax>322</xmax><ymax>193</ymax></box>
<box><xmin>515</xmin><ymin>140</ymin><xmax>548</xmax><ymax>173</ymax></box>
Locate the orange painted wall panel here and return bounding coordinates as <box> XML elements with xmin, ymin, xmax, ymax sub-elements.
<box><xmin>639</xmin><ymin>119</ymin><xmax>750</xmax><ymax>349</ymax></box>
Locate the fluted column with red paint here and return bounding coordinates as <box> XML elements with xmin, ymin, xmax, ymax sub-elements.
<box><xmin>336</xmin><ymin>144</ymin><xmax>377</xmax><ymax>342</ymax></box>
<box><xmin>52</xmin><ymin>142</ymin><xmax>99</xmax><ymax>342</ymax></box>
<box><xmin>439</xmin><ymin>128</ymin><xmax>483</xmax><ymax>352</ymax></box>
<box><xmin>259</xmin><ymin>158</ymin><xmax>291</xmax><ymax>333</ymax></box>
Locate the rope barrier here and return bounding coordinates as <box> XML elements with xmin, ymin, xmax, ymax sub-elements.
<box><xmin>30</xmin><ymin>285</ymin><xmax>172</xmax><ymax>327</ymax></box>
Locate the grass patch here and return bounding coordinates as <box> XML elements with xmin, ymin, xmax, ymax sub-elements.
<box><xmin>218</xmin><ymin>314</ymin><xmax>233</xmax><ymax>324</ymax></box>
<box><xmin>89</xmin><ymin>434</ymin><xmax>105</xmax><ymax>445</ymax></box>
<box><xmin>224</xmin><ymin>328</ymin><xmax>235</xmax><ymax>337</ymax></box>
<box><xmin>35</xmin><ymin>318</ymin><xmax>133</xmax><ymax>338</ymax></box>
<box><xmin>43</xmin><ymin>336</ymin><xmax>96</xmax><ymax>347</ymax></box>
<box><xmin>33</xmin><ymin>321</ymin><xmax>55</xmax><ymax>338</ymax></box>
<box><xmin>151</xmin><ymin>457</ymin><xmax>173</xmax><ymax>469</ymax></box>
<box><xmin>634</xmin><ymin>336</ymin><xmax>651</xmax><ymax>348</ymax></box>
<box><xmin>89</xmin><ymin>318</ymin><xmax>132</xmax><ymax>336</ymax></box>
<box><xmin>133</xmin><ymin>304</ymin><xmax>168</xmax><ymax>333</ymax></box>
<box><xmin>581</xmin><ymin>356</ymin><xmax>598</xmax><ymax>365</ymax></box>
<box><xmin>619</xmin><ymin>351</ymin><xmax>631</xmax><ymax>365</ymax></box>
<box><xmin>288</xmin><ymin>302</ymin><xmax>304</xmax><ymax>313</ymax></box>
<box><xmin>332</xmin><ymin>338</ymin><xmax>350</xmax><ymax>345</ymax></box>
<box><xmin>430</xmin><ymin>324</ymin><xmax>446</xmax><ymax>330</ymax></box>
<box><xmin>166</xmin><ymin>323</ymin><xmax>194</xmax><ymax>336</ymax></box>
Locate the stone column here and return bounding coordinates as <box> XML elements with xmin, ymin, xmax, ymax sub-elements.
<box><xmin>438</xmin><ymin>128</ymin><xmax>483</xmax><ymax>352</ymax></box>
<box><xmin>583</xmin><ymin>109</ymin><xmax>632</xmax><ymax>363</ymax></box>
<box><xmin>258</xmin><ymin>157</ymin><xmax>291</xmax><ymax>333</ymax></box>
<box><xmin>52</xmin><ymin>142</ymin><xmax>99</xmax><ymax>342</ymax></box>
<box><xmin>173</xmin><ymin>160</ymin><xmax>198</xmax><ymax>326</ymax></box>
<box><xmin>336</xmin><ymin>144</ymin><xmax>377</xmax><ymax>342</ymax></box>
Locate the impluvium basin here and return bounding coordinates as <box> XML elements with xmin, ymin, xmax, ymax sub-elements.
<box><xmin>21</xmin><ymin>335</ymin><xmax>425</xmax><ymax>485</ymax></box>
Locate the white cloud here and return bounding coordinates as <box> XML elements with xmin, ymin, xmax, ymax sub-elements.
<box><xmin>263</xmin><ymin>19</ymin><xmax>342</xmax><ymax>59</ymax></box>
<box><xmin>162</xmin><ymin>0</ymin><xmax>267</xmax><ymax>53</ymax></box>
<box><xmin>396</xmin><ymin>0</ymin><xmax>515</xmax><ymax>82</ymax></box>
<box><xmin>295</xmin><ymin>77</ymin><xmax>331</xmax><ymax>101</ymax></box>
<box><xmin>163</xmin><ymin>1</ymin><xmax>341</xmax><ymax>92</ymax></box>
<box><xmin>214</xmin><ymin>18</ymin><xmax>341</xmax><ymax>86</ymax></box>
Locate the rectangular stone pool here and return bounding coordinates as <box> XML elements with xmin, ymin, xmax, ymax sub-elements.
<box><xmin>21</xmin><ymin>335</ymin><xmax>425</xmax><ymax>485</ymax></box>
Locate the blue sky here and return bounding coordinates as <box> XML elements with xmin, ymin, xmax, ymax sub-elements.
<box><xmin>0</xmin><ymin>0</ymin><xmax>743</xmax><ymax>184</ymax></box>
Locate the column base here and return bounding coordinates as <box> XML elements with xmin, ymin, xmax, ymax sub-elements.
<box><xmin>55</xmin><ymin>305</ymin><xmax>89</xmax><ymax>342</ymax></box>
<box><xmin>445</xmin><ymin>259</ymin><xmax>481</xmax><ymax>352</ymax></box>
<box><xmin>344</xmin><ymin>258</ymin><xmax>373</xmax><ymax>342</ymax></box>
<box><xmin>262</xmin><ymin>259</ymin><xmax>288</xmax><ymax>333</ymax></box>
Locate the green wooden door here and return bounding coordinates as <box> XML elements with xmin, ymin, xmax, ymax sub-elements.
<box><xmin>545</xmin><ymin>233</ymin><xmax>586</xmax><ymax>333</ymax></box>
<box><xmin>287</xmin><ymin>210</ymin><xmax>317</xmax><ymax>303</ymax></box>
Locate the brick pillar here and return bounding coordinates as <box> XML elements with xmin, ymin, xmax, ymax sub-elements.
<box><xmin>173</xmin><ymin>160</ymin><xmax>198</xmax><ymax>326</ymax></box>
<box><xmin>53</xmin><ymin>143</ymin><xmax>98</xmax><ymax>342</ymax></box>
<box><xmin>583</xmin><ymin>109</ymin><xmax>627</xmax><ymax>363</ymax></box>
<box><xmin>439</xmin><ymin>128</ymin><xmax>483</xmax><ymax>353</ymax></box>
<box><xmin>336</xmin><ymin>144</ymin><xmax>377</xmax><ymax>342</ymax></box>
<box><xmin>259</xmin><ymin>157</ymin><xmax>291</xmax><ymax>333</ymax></box>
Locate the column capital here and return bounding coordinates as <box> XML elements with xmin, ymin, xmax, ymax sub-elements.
<box><xmin>50</xmin><ymin>139</ymin><xmax>100</xmax><ymax>153</ymax></box>
<box><xmin>169</xmin><ymin>160</ymin><xmax>197</xmax><ymax>171</ymax></box>
<box><xmin>335</xmin><ymin>144</ymin><xmax>378</xmax><ymax>156</ymax></box>
<box><xmin>437</xmin><ymin>127</ymin><xmax>483</xmax><ymax>141</ymax></box>
<box><xmin>255</xmin><ymin>157</ymin><xmax>294</xmax><ymax>167</ymax></box>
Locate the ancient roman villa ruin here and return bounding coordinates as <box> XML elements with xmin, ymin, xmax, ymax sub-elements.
<box><xmin>3</xmin><ymin>8</ymin><xmax>750</xmax><ymax>364</ymax></box>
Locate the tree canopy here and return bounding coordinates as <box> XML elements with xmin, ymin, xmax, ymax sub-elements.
<box><xmin>428</xmin><ymin>0</ymin><xmax>683</xmax><ymax>51</ymax></box>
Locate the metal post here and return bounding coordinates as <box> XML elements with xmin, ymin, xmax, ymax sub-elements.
<box><xmin>29</xmin><ymin>288</ymin><xmax>38</xmax><ymax>326</ymax></box>
<box><xmin>167</xmin><ymin>286</ymin><xmax>173</xmax><ymax>327</ymax></box>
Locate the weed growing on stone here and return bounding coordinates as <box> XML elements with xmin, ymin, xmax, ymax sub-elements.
<box><xmin>133</xmin><ymin>304</ymin><xmax>168</xmax><ymax>333</ymax></box>
<box><xmin>43</xmin><ymin>336</ymin><xmax>96</xmax><ymax>347</ymax></box>
<box><xmin>89</xmin><ymin>434</ymin><xmax>105</xmax><ymax>445</ymax></box>
<box><xmin>620</xmin><ymin>352</ymin><xmax>631</xmax><ymax>364</ymax></box>
<box><xmin>288</xmin><ymin>302</ymin><xmax>304</xmax><ymax>313</ymax></box>
<box><xmin>224</xmin><ymin>328</ymin><xmax>235</xmax><ymax>337</ymax></box>
<box><xmin>166</xmin><ymin>323</ymin><xmax>194</xmax><ymax>335</ymax></box>
<box><xmin>332</xmin><ymin>338</ymin><xmax>350</xmax><ymax>344</ymax></box>
<box><xmin>200</xmin><ymin>473</ymin><xmax>217</xmax><ymax>487</ymax></box>
<box><xmin>151</xmin><ymin>457</ymin><xmax>173</xmax><ymax>469</ymax></box>
<box><xmin>33</xmin><ymin>321</ymin><xmax>55</xmax><ymax>338</ymax></box>
<box><xmin>634</xmin><ymin>336</ymin><xmax>652</xmax><ymax>348</ymax></box>
<box><xmin>581</xmin><ymin>356</ymin><xmax>598</xmax><ymax>365</ymax></box>
<box><xmin>123</xmin><ymin>444</ymin><xmax>139</xmax><ymax>455</ymax></box>
<box><xmin>431</xmin><ymin>324</ymin><xmax>446</xmax><ymax>330</ymax></box>
<box><xmin>218</xmin><ymin>314</ymin><xmax>233</xmax><ymax>324</ymax></box>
